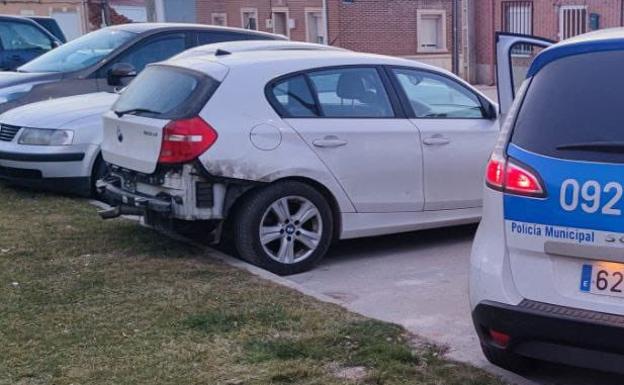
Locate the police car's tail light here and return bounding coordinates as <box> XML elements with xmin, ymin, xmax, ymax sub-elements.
<box><xmin>485</xmin><ymin>154</ymin><xmax>506</xmax><ymax>190</ymax></box>
<box><xmin>489</xmin><ymin>329</ymin><xmax>511</xmax><ymax>348</ymax></box>
<box><xmin>158</xmin><ymin>117</ymin><xmax>218</xmax><ymax>164</ymax></box>
<box><xmin>505</xmin><ymin>160</ymin><xmax>545</xmax><ymax>197</ymax></box>
<box><xmin>486</xmin><ymin>155</ymin><xmax>546</xmax><ymax>197</ymax></box>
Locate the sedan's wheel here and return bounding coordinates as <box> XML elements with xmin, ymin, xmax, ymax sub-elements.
<box><xmin>233</xmin><ymin>181</ymin><xmax>333</xmax><ymax>275</ymax></box>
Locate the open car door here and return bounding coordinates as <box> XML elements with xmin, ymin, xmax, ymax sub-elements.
<box><xmin>496</xmin><ymin>33</ymin><xmax>554</xmax><ymax>115</ymax></box>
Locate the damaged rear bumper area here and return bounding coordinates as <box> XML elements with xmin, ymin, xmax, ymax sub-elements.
<box><xmin>96</xmin><ymin>179</ymin><xmax>171</xmax><ymax>218</ymax></box>
<box><xmin>95</xmin><ymin>164</ymin><xmax>229</xmax><ymax>221</ymax></box>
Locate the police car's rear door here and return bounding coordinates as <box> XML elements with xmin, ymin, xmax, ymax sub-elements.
<box><xmin>495</xmin><ymin>33</ymin><xmax>553</xmax><ymax>115</ymax></box>
<box><xmin>503</xmin><ymin>44</ymin><xmax>624</xmax><ymax>313</ymax></box>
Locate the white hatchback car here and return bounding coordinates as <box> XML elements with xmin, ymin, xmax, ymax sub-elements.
<box><xmin>0</xmin><ymin>41</ymin><xmax>334</xmax><ymax>197</ymax></box>
<box><xmin>99</xmin><ymin>47</ymin><xmax>499</xmax><ymax>274</ymax></box>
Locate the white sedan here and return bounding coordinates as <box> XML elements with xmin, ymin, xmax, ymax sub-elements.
<box><xmin>99</xmin><ymin>45</ymin><xmax>499</xmax><ymax>274</ymax></box>
<box><xmin>0</xmin><ymin>92</ymin><xmax>118</xmax><ymax>196</ymax></box>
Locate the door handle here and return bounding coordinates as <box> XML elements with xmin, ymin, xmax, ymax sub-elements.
<box><xmin>313</xmin><ymin>136</ymin><xmax>347</xmax><ymax>148</ymax></box>
<box><xmin>423</xmin><ymin>135</ymin><xmax>451</xmax><ymax>146</ymax></box>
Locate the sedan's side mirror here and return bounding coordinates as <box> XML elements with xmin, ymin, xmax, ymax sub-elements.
<box><xmin>107</xmin><ymin>63</ymin><xmax>137</xmax><ymax>86</ymax></box>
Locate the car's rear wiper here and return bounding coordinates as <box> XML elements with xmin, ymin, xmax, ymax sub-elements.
<box><xmin>556</xmin><ymin>141</ymin><xmax>624</xmax><ymax>153</ymax></box>
<box><xmin>114</xmin><ymin>108</ymin><xmax>160</xmax><ymax>117</ymax></box>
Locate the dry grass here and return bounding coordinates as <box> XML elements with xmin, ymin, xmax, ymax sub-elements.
<box><xmin>0</xmin><ymin>185</ymin><xmax>505</xmax><ymax>385</ymax></box>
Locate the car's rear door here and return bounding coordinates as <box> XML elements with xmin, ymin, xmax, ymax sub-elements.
<box><xmin>389</xmin><ymin>66</ymin><xmax>499</xmax><ymax>210</ymax></box>
<box><xmin>498</xmin><ymin>37</ymin><xmax>624</xmax><ymax>312</ymax></box>
<box><xmin>275</xmin><ymin>66</ymin><xmax>425</xmax><ymax>213</ymax></box>
<box><xmin>496</xmin><ymin>33</ymin><xmax>553</xmax><ymax>115</ymax></box>
<box><xmin>102</xmin><ymin>64</ymin><xmax>225</xmax><ymax>174</ymax></box>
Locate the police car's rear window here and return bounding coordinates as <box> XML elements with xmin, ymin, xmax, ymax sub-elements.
<box><xmin>511</xmin><ymin>50</ymin><xmax>624</xmax><ymax>163</ymax></box>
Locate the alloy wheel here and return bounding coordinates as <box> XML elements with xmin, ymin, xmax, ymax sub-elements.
<box><xmin>259</xmin><ymin>196</ymin><xmax>323</xmax><ymax>264</ymax></box>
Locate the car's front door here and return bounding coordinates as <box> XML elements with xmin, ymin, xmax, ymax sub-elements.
<box><xmin>275</xmin><ymin>66</ymin><xmax>425</xmax><ymax>213</ymax></box>
<box><xmin>95</xmin><ymin>32</ymin><xmax>191</xmax><ymax>91</ymax></box>
<box><xmin>389</xmin><ymin>67</ymin><xmax>499</xmax><ymax>210</ymax></box>
<box><xmin>496</xmin><ymin>33</ymin><xmax>554</xmax><ymax>115</ymax></box>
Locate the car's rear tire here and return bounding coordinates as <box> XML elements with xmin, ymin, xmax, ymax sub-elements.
<box><xmin>233</xmin><ymin>180</ymin><xmax>333</xmax><ymax>275</ymax></box>
<box><xmin>481</xmin><ymin>343</ymin><xmax>534</xmax><ymax>373</ymax></box>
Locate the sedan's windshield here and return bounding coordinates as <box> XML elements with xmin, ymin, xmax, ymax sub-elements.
<box><xmin>19</xmin><ymin>28</ymin><xmax>136</xmax><ymax>73</ymax></box>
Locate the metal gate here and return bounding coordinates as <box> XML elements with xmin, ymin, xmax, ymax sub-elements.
<box><xmin>560</xmin><ymin>6</ymin><xmax>588</xmax><ymax>40</ymax></box>
<box><xmin>502</xmin><ymin>1</ymin><xmax>533</xmax><ymax>36</ymax></box>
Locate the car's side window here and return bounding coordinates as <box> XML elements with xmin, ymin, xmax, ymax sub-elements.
<box><xmin>270</xmin><ymin>75</ymin><xmax>319</xmax><ymax>118</ymax></box>
<box><xmin>0</xmin><ymin>21</ymin><xmax>52</xmax><ymax>51</ymax></box>
<box><xmin>308</xmin><ymin>67</ymin><xmax>394</xmax><ymax>118</ymax></box>
<box><xmin>105</xmin><ymin>33</ymin><xmax>187</xmax><ymax>73</ymax></box>
<box><xmin>392</xmin><ymin>68</ymin><xmax>485</xmax><ymax>119</ymax></box>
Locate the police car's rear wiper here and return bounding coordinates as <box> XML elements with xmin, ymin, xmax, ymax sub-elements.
<box><xmin>556</xmin><ymin>142</ymin><xmax>624</xmax><ymax>153</ymax></box>
<box><xmin>114</xmin><ymin>108</ymin><xmax>160</xmax><ymax>118</ymax></box>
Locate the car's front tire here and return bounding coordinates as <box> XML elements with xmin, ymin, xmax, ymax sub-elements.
<box><xmin>233</xmin><ymin>181</ymin><xmax>333</xmax><ymax>275</ymax></box>
<box><xmin>90</xmin><ymin>154</ymin><xmax>110</xmax><ymax>199</ymax></box>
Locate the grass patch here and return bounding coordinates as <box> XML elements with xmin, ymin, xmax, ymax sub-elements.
<box><xmin>0</xmin><ymin>185</ymin><xmax>505</xmax><ymax>385</ymax></box>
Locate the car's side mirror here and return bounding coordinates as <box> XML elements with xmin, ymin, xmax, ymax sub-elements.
<box><xmin>107</xmin><ymin>63</ymin><xmax>137</xmax><ymax>87</ymax></box>
<box><xmin>478</xmin><ymin>95</ymin><xmax>498</xmax><ymax>120</ymax></box>
<box><xmin>486</xmin><ymin>102</ymin><xmax>498</xmax><ymax>120</ymax></box>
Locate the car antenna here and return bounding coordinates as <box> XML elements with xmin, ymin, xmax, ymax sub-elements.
<box><xmin>215</xmin><ymin>49</ymin><xmax>231</xmax><ymax>56</ymax></box>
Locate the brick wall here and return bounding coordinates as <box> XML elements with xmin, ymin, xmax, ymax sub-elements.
<box><xmin>196</xmin><ymin>0</ymin><xmax>462</xmax><ymax>74</ymax></box>
<box><xmin>89</xmin><ymin>1</ymin><xmax>134</xmax><ymax>30</ymax></box>
<box><xmin>196</xmin><ymin>0</ymin><xmax>322</xmax><ymax>42</ymax></box>
<box><xmin>475</xmin><ymin>0</ymin><xmax>624</xmax><ymax>84</ymax></box>
<box><xmin>327</xmin><ymin>0</ymin><xmax>455</xmax><ymax>56</ymax></box>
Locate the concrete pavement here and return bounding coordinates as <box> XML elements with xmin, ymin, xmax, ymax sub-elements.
<box><xmin>287</xmin><ymin>225</ymin><xmax>623</xmax><ymax>385</ymax></box>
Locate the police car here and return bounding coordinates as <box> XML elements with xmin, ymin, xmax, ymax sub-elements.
<box><xmin>471</xmin><ymin>30</ymin><xmax>624</xmax><ymax>373</ymax></box>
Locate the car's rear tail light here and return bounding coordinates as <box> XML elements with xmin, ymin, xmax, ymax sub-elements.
<box><xmin>489</xmin><ymin>329</ymin><xmax>511</xmax><ymax>348</ymax></box>
<box><xmin>485</xmin><ymin>154</ymin><xmax>505</xmax><ymax>190</ymax></box>
<box><xmin>158</xmin><ymin>117</ymin><xmax>218</xmax><ymax>164</ymax></box>
<box><xmin>505</xmin><ymin>161</ymin><xmax>544</xmax><ymax>196</ymax></box>
<box><xmin>485</xmin><ymin>154</ymin><xmax>545</xmax><ymax>197</ymax></box>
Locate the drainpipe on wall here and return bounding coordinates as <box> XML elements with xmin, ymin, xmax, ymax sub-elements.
<box><xmin>451</xmin><ymin>0</ymin><xmax>460</xmax><ymax>75</ymax></box>
<box><xmin>489</xmin><ymin>0</ymin><xmax>496</xmax><ymax>85</ymax></box>
<box><xmin>323</xmin><ymin>0</ymin><xmax>329</xmax><ymax>45</ymax></box>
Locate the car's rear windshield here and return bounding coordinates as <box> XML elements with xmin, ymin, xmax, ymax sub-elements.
<box><xmin>511</xmin><ymin>50</ymin><xmax>624</xmax><ymax>163</ymax></box>
<box><xmin>112</xmin><ymin>65</ymin><xmax>219</xmax><ymax>120</ymax></box>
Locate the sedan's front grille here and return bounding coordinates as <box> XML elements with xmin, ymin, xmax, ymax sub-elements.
<box><xmin>0</xmin><ymin>124</ymin><xmax>21</xmax><ymax>142</ymax></box>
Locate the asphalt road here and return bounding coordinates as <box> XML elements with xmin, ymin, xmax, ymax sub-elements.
<box><xmin>287</xmin><ymin>225</ymin><xmax>623</xmax><ymax>385</ymax></box>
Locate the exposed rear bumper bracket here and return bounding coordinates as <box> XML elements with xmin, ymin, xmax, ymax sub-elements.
<box><xmin>96</xmin><ymin>179</ymin><xmax>172</xmax><ymax>219</ymax></box>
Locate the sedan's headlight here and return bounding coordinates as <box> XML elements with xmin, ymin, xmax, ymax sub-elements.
<box><xmin>0</xmin><ymin>83</ymin><xmax>36</xmax><ymax>104</ymax></box>
<box><xmin>18</xmin><ymin>128</ymin><xmax>74</xmax><ymax>146</ymax></box>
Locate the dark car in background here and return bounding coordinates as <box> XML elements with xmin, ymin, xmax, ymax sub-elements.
<box><xmin>28</xmin><ymin>16</ymin><xmax>67</xmax><ymax>43</ymax></box>
<box><xmin>0</xmin><ymin>15</ymin><xmax>62</xmax><ymax>71</ymax></box>
<box><xmin>0</xmin><ymin>23</ymin><xmax>285</xmax><ymax>113</ymax></box>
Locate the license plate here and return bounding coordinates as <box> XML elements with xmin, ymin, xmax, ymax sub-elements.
<box><xmin>580</xmin><ymin>262</ymin><xmax>624</xmax><ymax>298</ymax></box>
